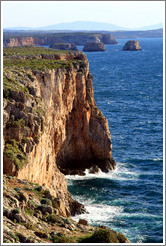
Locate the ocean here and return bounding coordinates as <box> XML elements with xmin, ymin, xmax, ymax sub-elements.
<box><xmin>66</xmin><ymin>38</ymin><xmax>163</xmax><ymax>243</ymax></box>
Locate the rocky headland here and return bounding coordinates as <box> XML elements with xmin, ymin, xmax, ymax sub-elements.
<box><xmin>3</xmin><ymin>46</ymin><xmax>115</xmax><ymax>215</ymax></box>
<box><xmin>49</xmin><ymin>43</ymin><xmax>78</xmax><ymax>51</ymax></box>
<box><xmin>3</xmin><ymin>32</ymin><xmax>117</xmax><ymax>47</ymax></box>
<box><xmin>123</xmin><ymin>40</ymin><xmax>142</xmax><ymax>51</ymax></box>
<box><xmin>3</xmin><ymin>46</ymin><xmax>130</xmax><ymax>243</ymax></box>
<box><xmin>83</xmin><ymin>42</ymin><xmax>106</xmax><ymax>52</ymax></box>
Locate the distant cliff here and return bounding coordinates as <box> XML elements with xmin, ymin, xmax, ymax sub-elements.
<box><xmin>3</xmin><ymin>32</ymin><xmax>117</xmax><ymax>47</ymax></box>
<box><xmin>3</xmin><ymin>47</ymin><xmax>115</xmax><ymax>218</ymax></box>
<box><xmin>112</xmin><ymin>28</ymin><xmax>163</xmax><ymax>39</ymax></box>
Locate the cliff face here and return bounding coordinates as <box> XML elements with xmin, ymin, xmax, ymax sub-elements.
<box><xmin>3</xmin><ymin>47</ymin><xmax>115</xmax><ymax>217</ymax></box>
<box><xmin>3</xmin><ymin>33</ymin><xmax>117</xmax><ymax>47</ymax></box>
<box><xmin>6</xmin><ymin>37</ymin><xmax>37</xmax><ymax>47</ymax></box>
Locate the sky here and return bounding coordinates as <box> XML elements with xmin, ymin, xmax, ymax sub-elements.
<box><xmin>2</xmin><ymin>1</ymin><xmax>165</xmax><ymax>29</ymax></box>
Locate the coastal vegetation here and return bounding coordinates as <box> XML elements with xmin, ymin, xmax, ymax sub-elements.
<box><xmin>3</xmin><ymin>175</ymin><xmax>129</xmax><ymax>243</ymax></box>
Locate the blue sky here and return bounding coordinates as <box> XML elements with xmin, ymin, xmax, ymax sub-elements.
<box><xmin>2</xmin><ymin>1</ymin><xmax>165</xmax><ymax>28</ymax></box>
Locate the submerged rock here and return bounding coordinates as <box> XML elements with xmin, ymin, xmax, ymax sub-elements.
<box><xmin>123</xmin><ymin>40</ymin><xmax>142</xmax><ymax>51</ymax></box>
<box><xmin>83</xmin><ymin>42</ymin><xmax>106</xmax><ymax>52</ymax></box>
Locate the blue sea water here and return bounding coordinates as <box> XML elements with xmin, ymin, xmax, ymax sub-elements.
<box><xmin>66</xmin><ymin>38</ymin><xmax>163</xmax><ymax>243</ymax></box>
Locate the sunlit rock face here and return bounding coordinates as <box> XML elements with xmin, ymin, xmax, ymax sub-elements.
<box><xmin>3</xmin><ymin>50</ymin><xmax>115</xmax><ymax>217</ymax></box>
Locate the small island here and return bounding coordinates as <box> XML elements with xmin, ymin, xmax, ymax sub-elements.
<box><xmin>123</xmin><ymin>40</ymin><xmax>142</xmax><ymax>51</ymax></box>
<box><xmin>83</xmin><ymin>41</ymin><xmax>106</xmax><ymax>52</ymax></box>
<box><xmin>49</xmin><ymin>43</ymin><xmax>78</xmax><ymax>51</ymax></box>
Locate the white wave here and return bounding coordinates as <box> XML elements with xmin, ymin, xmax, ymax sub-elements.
<box><xmin>153</xmin><ymin>158</ymin><xmax>162</xmax><ymax>161</ymax></box>
<box><xmin>66</xmin><ymin>162</ymin><xmax>139</xmax><ymax>182</ymax></box>
<box><xmin>72</xmin><ymin>203</ymin><xmax>123</xmax><ymax>225</ymax></box>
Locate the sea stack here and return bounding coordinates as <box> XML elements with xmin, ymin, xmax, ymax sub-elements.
<box><xmin>83</xmin><ymin>42</ymin><xmax>106</xmax><ymax>52</ymax></box>
<box><xmin>49</xmin><ymin>43</ymin><xmax>78</xmax><ymax>51</ymax></box>
<box><xmin>123</xmin><ymin>40</ymin><xmax>142</xmax><ymax>51</ymax></box>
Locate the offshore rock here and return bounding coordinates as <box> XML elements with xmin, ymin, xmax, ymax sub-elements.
<box><xmin>123</xmin><ymin>40</ymin><xmax>142</xmax><ymax>51</ymax></box>
<box><xmin>49</xmin><ymin>43</ymin><xmax>78</xmax><ymax>51</ymax></box>
<box><xmin>83</xmin><ymin>42</ymin><xmax>106</xmax><ymax>52</ymax></box>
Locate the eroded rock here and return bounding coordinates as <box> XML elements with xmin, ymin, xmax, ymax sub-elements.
<box><xmin>123</xmin><ymin>40</ymin><xmax>142</xmax><ymax>51</ymax></box>
<box><xmin>83</xmin><ymin>41</ymin><xmax>106</xmax><ymax>52</ymax></box>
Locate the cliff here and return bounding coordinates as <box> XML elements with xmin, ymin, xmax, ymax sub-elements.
<box><xmin>3</xmin><ymin>32</ymin><xmax>117</xmax><ymax>47</ymax></box>
<box><xmin>3</xmin><ymin>47</ymin><xmax>116</xmax><ymax>218</ymax></box>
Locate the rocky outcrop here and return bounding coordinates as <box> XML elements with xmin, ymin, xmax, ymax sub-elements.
<box><xmin>3</xmin><ymin>175</ymin><xmax>130</xmax><ymax>244</ymax></box>
<box><xmin>3</xmin><ymin>47</ymin><xmax>115</xmax><ymax>217</ymax></box>
<box><xmin>49</xmin><ymin>43</ymin><xmax>78</xmax><ymax>51</ymax></box>
<box><xmin>3</xmin><ymin>32</ymin><xmax>117</xmax><ymax>47</ymax></box>
<box><xmin>123</xmin><ymin>40</ymin><xmax>142</xmax><ymax>51</ymax></box>
<box><xmin>83</xmin><ymin>42</ymin><xmax>106</xmax><ymax>52</ymax></box>
<box><xmin>5</xmin><ymin>37</ymin><xmax>37</xmax><ymax>47</ymax></box>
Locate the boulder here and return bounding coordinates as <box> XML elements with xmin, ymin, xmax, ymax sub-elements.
<box><xmin>83</xmin><ymin>42</ymin><xmax>106</xmax><ymax>52</ymax></box>
<box><xmin>123</xmin><ymin>40</ymin><xmax>142</xmax><ymax>51</ymax></box>
<box><xmin>78</xmin><ymin>219</ymin><xmax>89</xmax><ymax>226</ymax></box>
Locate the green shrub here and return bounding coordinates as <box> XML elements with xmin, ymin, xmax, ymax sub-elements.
<box><xmin>117</xmin><ymin>232</ymin><xmax>128</xmax><ymax>242</ymax></box>
<box><xmin>7</xmin><ymin>118</ymin><xmax>25</xmax><ymax>128</ymax></box>
<box><xmin>4</xmin><ymin>140</ymin><xmax>28</xmax><ymax>170</ymax></box>
<box><xmin>46</xmin><ymin>214</ymin><xmax>62</xmax><ymax>224</ymax></box>
<box><xmin>24</xmin><ymin>207</ymin><xmax>34</xmax><ymax>216</ymax></box>
<box><xmin>7</xmin><ymin>231</ymin><xmax>19</xmax><ymax>242</ymax></box>
<box><xmin>34</xmin><ymin>107</ymin><xmax>45</xmax><ymax>116</ymax></box>
<box><xmin>98</xmin><ymin>110</ymin><xmax>104</xmax><ymax>117</ymax></box>
<box><xmin>41</xmin><ymin>198</ymin><xmax>52</xmax><ymax>206</ymax></box>
<box><xmin>11</xmin><ymin>208</ymin><xmax>20</xmax><ymax>214</ymax></box>
<box><xmin>51</xmin><ymin>235</ymin><xmax>72</xmax><ymax>243</ymax></box>
<box><xmin>80</xmin><ymin>228</ymin><xmax>119</xmax><ymax>243</ymax></box>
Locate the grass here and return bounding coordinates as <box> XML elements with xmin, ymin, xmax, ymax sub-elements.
<box><xmin>4</xmin><ymin>58</ymin><xmax>81</xmax><ymax>71</ymax></box>
<box><xmin>4</xmin><ymin>139</ymin><xmax>28</xmax><ymax>170</ymax></box>
<box><xmin>24</xmin><ymin>207</ymin><xmax>34</xmax><ymax>216</ymax></box>
<box><xmin>3</xmin><ymin>46</ymin><xmax>74</xmax><ymax>56</ymax></box>
<box><xmin>7</xmin><ymin>231</ymin><xmax>19</xmax><ymax>242</ymax></box>
<box><xmin>34</xmin><ymin>107</ymin><xmax>45</xmax><ymax>116</ymax></box>
<box><xmin>3</xmin><ymin>72</ymin><xmax>29</xmax><ymax>98</ymax></box>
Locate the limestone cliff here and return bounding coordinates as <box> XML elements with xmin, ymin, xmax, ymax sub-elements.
<box><xmin>3</xmin><ymin>32</ymin><xmax>117</xmax><ymax>47</ymax></box>
<box><xmin>3</xmin><ymin>47</ymin><xmax>115</xmax><ymax>217</ymax></box>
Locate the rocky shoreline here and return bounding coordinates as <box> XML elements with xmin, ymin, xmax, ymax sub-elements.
<box><xmin>3</xmin><ymin>175</ymin><xmax>130</xmax><ymax>243</ymax></box>
<box><xmin>3</xmin><ymin>46</ymin><xmax>130</xmax><ymax>243</ymax></box>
